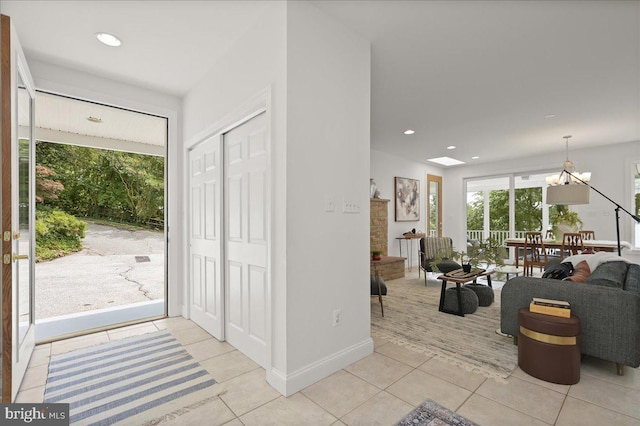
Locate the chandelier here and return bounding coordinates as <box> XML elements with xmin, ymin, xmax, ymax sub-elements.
<box><xmin>545</xmin><ymin>135</ymin><xmax>591</xmax><ymax>205</ymax></box>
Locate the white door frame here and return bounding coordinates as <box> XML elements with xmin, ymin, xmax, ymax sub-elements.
<box><xmin>184</xmin><ymin>88</ymin><xmax>272</xmax><ymax>369</ymax></box>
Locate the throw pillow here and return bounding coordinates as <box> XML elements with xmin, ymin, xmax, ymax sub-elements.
<box><xmin>542</xmin><ymin>262</ymin><xmax>574</xmax><ymax>280</ymax></box>
<box><xmin>565</xmin><ymin>260</ymin><xmax>591</xmax><ymax>282</ymax></box>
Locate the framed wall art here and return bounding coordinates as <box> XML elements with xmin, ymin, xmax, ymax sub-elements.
<box><xmin>395</xmin><ymin>177</ymin><xmax>420</xmax><ymax>222</ymax></box>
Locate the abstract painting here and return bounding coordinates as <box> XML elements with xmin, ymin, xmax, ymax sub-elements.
<box><xmin>395</xmin><ymin>177</ymin><xmax>420</xmax><ymax>221</ymax></box>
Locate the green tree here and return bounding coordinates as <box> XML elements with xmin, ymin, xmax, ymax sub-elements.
<box><xmin>466</xmin><ymin>191</ymin><xmax>484</xmax><ymax>230</ymax></box>
<box><xmin>466</xmin><ymin>187</ymin><xmax>543</xmax><ymax>232</ymax></box>
<box><xmin>36</xmin><ymin>142</ymin><xmax>165</xmax><ymax>226</ymax></box>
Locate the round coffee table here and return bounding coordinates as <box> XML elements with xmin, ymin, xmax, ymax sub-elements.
<box><xmin>495</xmin><ymin>265</ymin><xmax>524</xmax><ymax>281</ymax></box>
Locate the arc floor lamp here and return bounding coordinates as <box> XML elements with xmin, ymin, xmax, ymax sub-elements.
<box><xmin>546</xmin><ymin>169</ymin><xmax>640</xmax><ymax>256</ymax></box>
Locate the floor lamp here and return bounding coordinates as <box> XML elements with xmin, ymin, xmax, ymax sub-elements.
<box><xmin>546</xmin><ymin>169</ymin><xmax>640</xmax><ymax>256</ymax></box>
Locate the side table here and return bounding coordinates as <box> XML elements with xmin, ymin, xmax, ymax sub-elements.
<box><xmin>396</xmin><ymin>233</ymin><xmax>425</xmax><ymax>272</ymax></box>
<box><xmin>494</xmin><ymin>265</ymin><xmax>524</xmax><ymax>281</ymax></box>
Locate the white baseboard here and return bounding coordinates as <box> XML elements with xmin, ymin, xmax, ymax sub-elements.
<box><xmin>266</xmin><ymin>337</ymin><xmax>374</xmax><ymax>396</ymax></box>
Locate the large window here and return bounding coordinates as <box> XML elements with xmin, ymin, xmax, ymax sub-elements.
<box><xmin>465</xmin><ymin>171</ymin><xmax>553</xmax><ymax>261</ymax></box>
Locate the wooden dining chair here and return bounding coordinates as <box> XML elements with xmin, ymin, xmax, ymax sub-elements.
<box><xmin>580</xmin><ymin>230</ymin><xmax>595</xmax><ymax>240</ymax></box>
<box><xmin>523</xmin><ymin>232</ymin><xmax>548</xmax><ymax>276</ymax></box>
<box><xmin>545</xmin><ymin>230</ymin><xmax>555</xmax><ymax>240</ymax></box>
<box><xmin>562</xmin><ymin>233</ymin><xmax>584</xmax><ymax>256</ymax></box>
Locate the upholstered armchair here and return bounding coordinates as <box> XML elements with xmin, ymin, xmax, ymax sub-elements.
<box><xmin>419</xmin><ymin>237</ymin><xmax>461</xmax><ymax>286</ymax></box>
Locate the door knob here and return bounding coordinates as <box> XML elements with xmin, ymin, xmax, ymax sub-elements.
<box><xmin>13</xmin><ymin>253</ymin><xmax>28</xmax><ymax>262</ymax></box>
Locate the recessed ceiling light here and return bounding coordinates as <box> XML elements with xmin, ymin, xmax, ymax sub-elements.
<box><xmin>427</xmin><ymin>157</ymin><xmax>465</xmax><ymax>166</ymax></box>
<box><xmin>544</xmin><ymin>114</ymin><xmax>556</xmax><ymax>119</ymax></box>
<box><xmin>87</xmin><ymin>116</ymin><xmax>103</xmax><ymax>123</ymax></box>
<box><xmin>447</xmin><ymin>145</ymin><xmax>456</xmax><ymax>150</ymax></box>
<box><xmin>471</xmin><ymin>156</ymin><xmax>480</xmax><ymax>160</ymax></box>
<box><xmin>96</xmin><ymin>32</ymin><xmax>122</xmax><ymax>47</ymax></box>
<box><xmin>404</xmin><ymin>129</ymin><xmax>415</xmax><ymax>135</ymax></box>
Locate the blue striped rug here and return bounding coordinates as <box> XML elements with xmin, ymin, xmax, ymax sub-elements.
<box><xmin>44</xmin><ymin>330</ymin><xmax>217</xmax><ymax>425</ymax></box>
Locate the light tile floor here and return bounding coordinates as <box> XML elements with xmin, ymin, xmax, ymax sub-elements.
<box><xmin>16</xmin><ymin>316</ymin><xmax>640</xmax><ymax>425</ymax></box>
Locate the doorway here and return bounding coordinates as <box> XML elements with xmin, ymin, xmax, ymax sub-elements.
<box><xmin>33</xmin><ymin>92</ymin><xmax>168</xmax><ymax>340</ymax></box>
<box><xmin>427</xmin><ymin>174</ymin><xmax>442</xmax><ymax>237</ymax></box>
<box><xmin>188</xmin><ymin>110</ymin><xmax>270</xmax><ymax>369</ymax></box>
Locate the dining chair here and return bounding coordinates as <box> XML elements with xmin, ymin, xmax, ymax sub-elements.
<box><xmin>545</xmin><ymin>230</ymin><xmax>555</xmax><ymax>240</ymax></box>
<box><xmin>562</xmin><ymin>232</ymin><xmax>584</xmax><ymax>256</ymax></box>
<box><xmin>580</xmin><ymin>230</ymin><xmax>595</xmax><ymax>240</ymax></box>
<box><xmin>523</xmin><ymin>232</ymin><xmax>548</xmax><ymax>276</ymax></box>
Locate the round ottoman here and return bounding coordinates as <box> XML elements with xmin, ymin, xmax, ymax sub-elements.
<box><xmin>443</xmin><ymin>287</ymin><xmax>479</xmax><ymax>314</ymax></box>
<box><xmin>518</xmin><ymin>308</ymin><xmax>581</xmax><ymax>384</ymax></box>
<box><xmin>465</xmin><ymin>283</ymin><xmax>494</xmax><ymax>306</ymax></box>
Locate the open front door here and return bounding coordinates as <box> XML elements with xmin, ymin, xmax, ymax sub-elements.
<box><xmin>1</xmin><ymin>14</ymin><xmax>36</xmax><ymax>402</ymax></box>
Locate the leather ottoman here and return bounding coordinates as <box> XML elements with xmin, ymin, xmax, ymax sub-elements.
<box><xmin>518</xmin><ymin>307</ymin><xmax>581</xmax><ymax>385</ymax></box>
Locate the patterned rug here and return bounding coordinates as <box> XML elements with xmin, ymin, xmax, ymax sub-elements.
<box><xmin>397</xmin><ymin>398</ymin><xmax>478</xmax><ymax>426</ymax></box>
<box><xmin>44</xmin><ymin>330</ymin><xmax>217</xmax><ymax>425</ymax></box>
<box><xmin>372</xmin><ymin>275</ymin><xmax>517</xmax><ymax>381</ymax></box>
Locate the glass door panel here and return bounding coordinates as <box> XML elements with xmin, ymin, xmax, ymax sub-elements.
<box><xmin>427</xmin><ymin>174</ymin><xmax>442</xmax><ymax>237</ymax></box>
<box><xmin>17</xmin><ymin>76</ymin><xmax>33</xmax><ymax>344</ymax></box>
<box><xmin>1</xmin><ymin>13</ymin><xmax>36</xmax><ymax>402</ymax></box>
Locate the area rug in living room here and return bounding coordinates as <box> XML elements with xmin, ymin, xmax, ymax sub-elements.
<box><xmin>371</xmin><ymin>275</ymin><xmax>518</xmax><ymax>380</ymax></box>
<box><xmin>44</xmin><ymin>330</ymin><xmax>217</xmax><ymax>425</ymax></box>
<box><xmin>396</xmin><ymin>398</ymin><xmax>478</xmax><ymax>426</ymax></box>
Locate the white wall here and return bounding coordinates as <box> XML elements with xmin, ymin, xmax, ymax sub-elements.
<box><xmin>181</xmin><ymin>2</ymin><xmax>288</xmax><ymax>390</ymax></box>
<box><xmin>182</xmin><ymin>2</ymin><xmax>372</xmax><ymax>396</ymax></box>
<box><xmin>284</xmin><ymin>1</ymin><xmax>372</xmax><ymax>394</ymax></box>
<box><xmin>442</xmin><ymin>140</ymin><xmax>640</xmax><ymax>262</ymax></box>
<box><xmin>370</xmin><ymin>150</ymin><xmax>445</xmax><ymax>268</ymax></box>
<box><xmin>26</xmin><ymin>59</ymin><xmax>184</xmax><ymax>315</ymax></box>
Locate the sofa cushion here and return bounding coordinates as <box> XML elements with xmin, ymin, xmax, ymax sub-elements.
<box><xmin>625</xmin><ymin>263</ymin><xmax>640</xmax><ymax>292</ymax></box>
<box><xmin>565</xmin><ymin>260</ymin><xmax>591</xmax><ymax>282</ymax></box>
<box><xmin>584</xmin><ymin>261</ymin><xmax>628</xmax><ymax>289</ymax></box>
<box><xmin>371</xmin><ymin>275</ymin><xmax>388</xmax><ymax>296</ymax></box>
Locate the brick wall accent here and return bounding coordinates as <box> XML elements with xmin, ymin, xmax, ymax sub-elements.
<box><xmin>371</xmin><ymin>256</ymin><xmax>405</xmax><ymax>280</ymax></box>
<box><xmin>370</xmin><ymin>198</ymin><xmax>389</xmax><ymax>256</ymax></box>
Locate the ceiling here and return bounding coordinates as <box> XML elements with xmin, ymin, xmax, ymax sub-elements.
<box><xmin>20</xmin><ymin>92</ymin><xmax>167</xmax><ymax>147</ymax></box>
<box><xmin>3</xmin><ymin>1</ymin><xmax>639</xmax><ymax>166</ymax></box>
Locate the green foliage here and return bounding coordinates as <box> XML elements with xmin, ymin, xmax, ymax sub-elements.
<box><xmin>430</xmin><ymin>237</ymin><xmax>506</xmax><ymax>273</ymax></box>
<box><xmin>466</xmin><ymin>191</ymin><xmax>484</xmax><ymax>231</ymax></box>
<box><xmin>36</xmin><ymin>142</ymin><xmax>164</xmax><ymax>227</ymax></box>
<box><xmin>467</xmin><ymin>237</ymin><xmax>507</xmax><ymax>268</ymax></box>
<box><xmin>35</xmin><ymin>207</ymin><xmax>87</xmax><ymax>261</ymax></box>
<box><xmin>549</xmin><ymin>205</ymin><xmax>583</xmax><ymax>239</ymax></box>
<box><xmin>467</xmin><ymin>187</ymin><xmax>543</xmax><ymax>232</ymax></box>
<box><xmin>35</xmin><ymin>164</ymin><xmax>64</xmax><ymax>203</ymax></box>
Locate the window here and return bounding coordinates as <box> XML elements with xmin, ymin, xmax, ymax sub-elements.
<box><xmin>465</xmin><ymin>171</ymin><xmax>555</xmax><ymax>262</ymax></box>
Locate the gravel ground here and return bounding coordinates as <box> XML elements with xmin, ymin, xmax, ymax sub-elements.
<box><xmin>35</xmin><ymin>221</ymin><xmax>165</xmax><ymax>319</ymax></box>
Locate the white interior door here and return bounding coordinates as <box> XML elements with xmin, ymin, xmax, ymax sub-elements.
<box><xmin>1</xmin><ymin>14</ymin><xmax>36</xmax><ymax>402</ymax></box>
<box><xmin>224</xmin><ymin>112</ymin><xmax>268</xmax><ymax>368</ymax></box>
<box><xmin>188</xmin><ymin>135</ymin><xmax>223</xmax><ymax>339</ymax></box>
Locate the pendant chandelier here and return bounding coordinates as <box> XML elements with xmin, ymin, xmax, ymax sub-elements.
<box><xmin>545</xmin><ymin>136</ymin><xmax>591</xmax><ymax>205</ymax></box>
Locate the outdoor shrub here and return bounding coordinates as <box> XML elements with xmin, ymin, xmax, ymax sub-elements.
<box><xmin>36</xmin><ymin>208</ymin><xmax>87</xmax><ymax>261</ymax></box>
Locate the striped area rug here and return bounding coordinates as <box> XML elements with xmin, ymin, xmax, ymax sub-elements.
<box><xmin>44</xmin><ymin>330</ymin><xmax>217</xmax><ymax>425</ymax></box>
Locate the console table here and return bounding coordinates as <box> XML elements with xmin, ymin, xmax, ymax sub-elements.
<box><xmin>396</xmin><ymin>233</ymin><xmax>425</xmax><ymax>272</ymax></box>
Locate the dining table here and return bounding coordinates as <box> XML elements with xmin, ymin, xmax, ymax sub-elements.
<box><xmin>504</xmin><ymin>238</ymin><xmax>632</xmax><ymax>267</ymax></box>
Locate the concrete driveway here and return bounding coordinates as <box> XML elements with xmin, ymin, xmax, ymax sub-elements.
<box><xmin>35</xmin><ymin>221</ymin><xmax>165</xmax><ymax>319</ymax></box>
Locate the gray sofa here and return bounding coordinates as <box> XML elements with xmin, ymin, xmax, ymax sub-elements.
<box><xmin>501</xmin><ymin>261</ymin><xmax>640</xmax><ymax>374</ymax></box>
